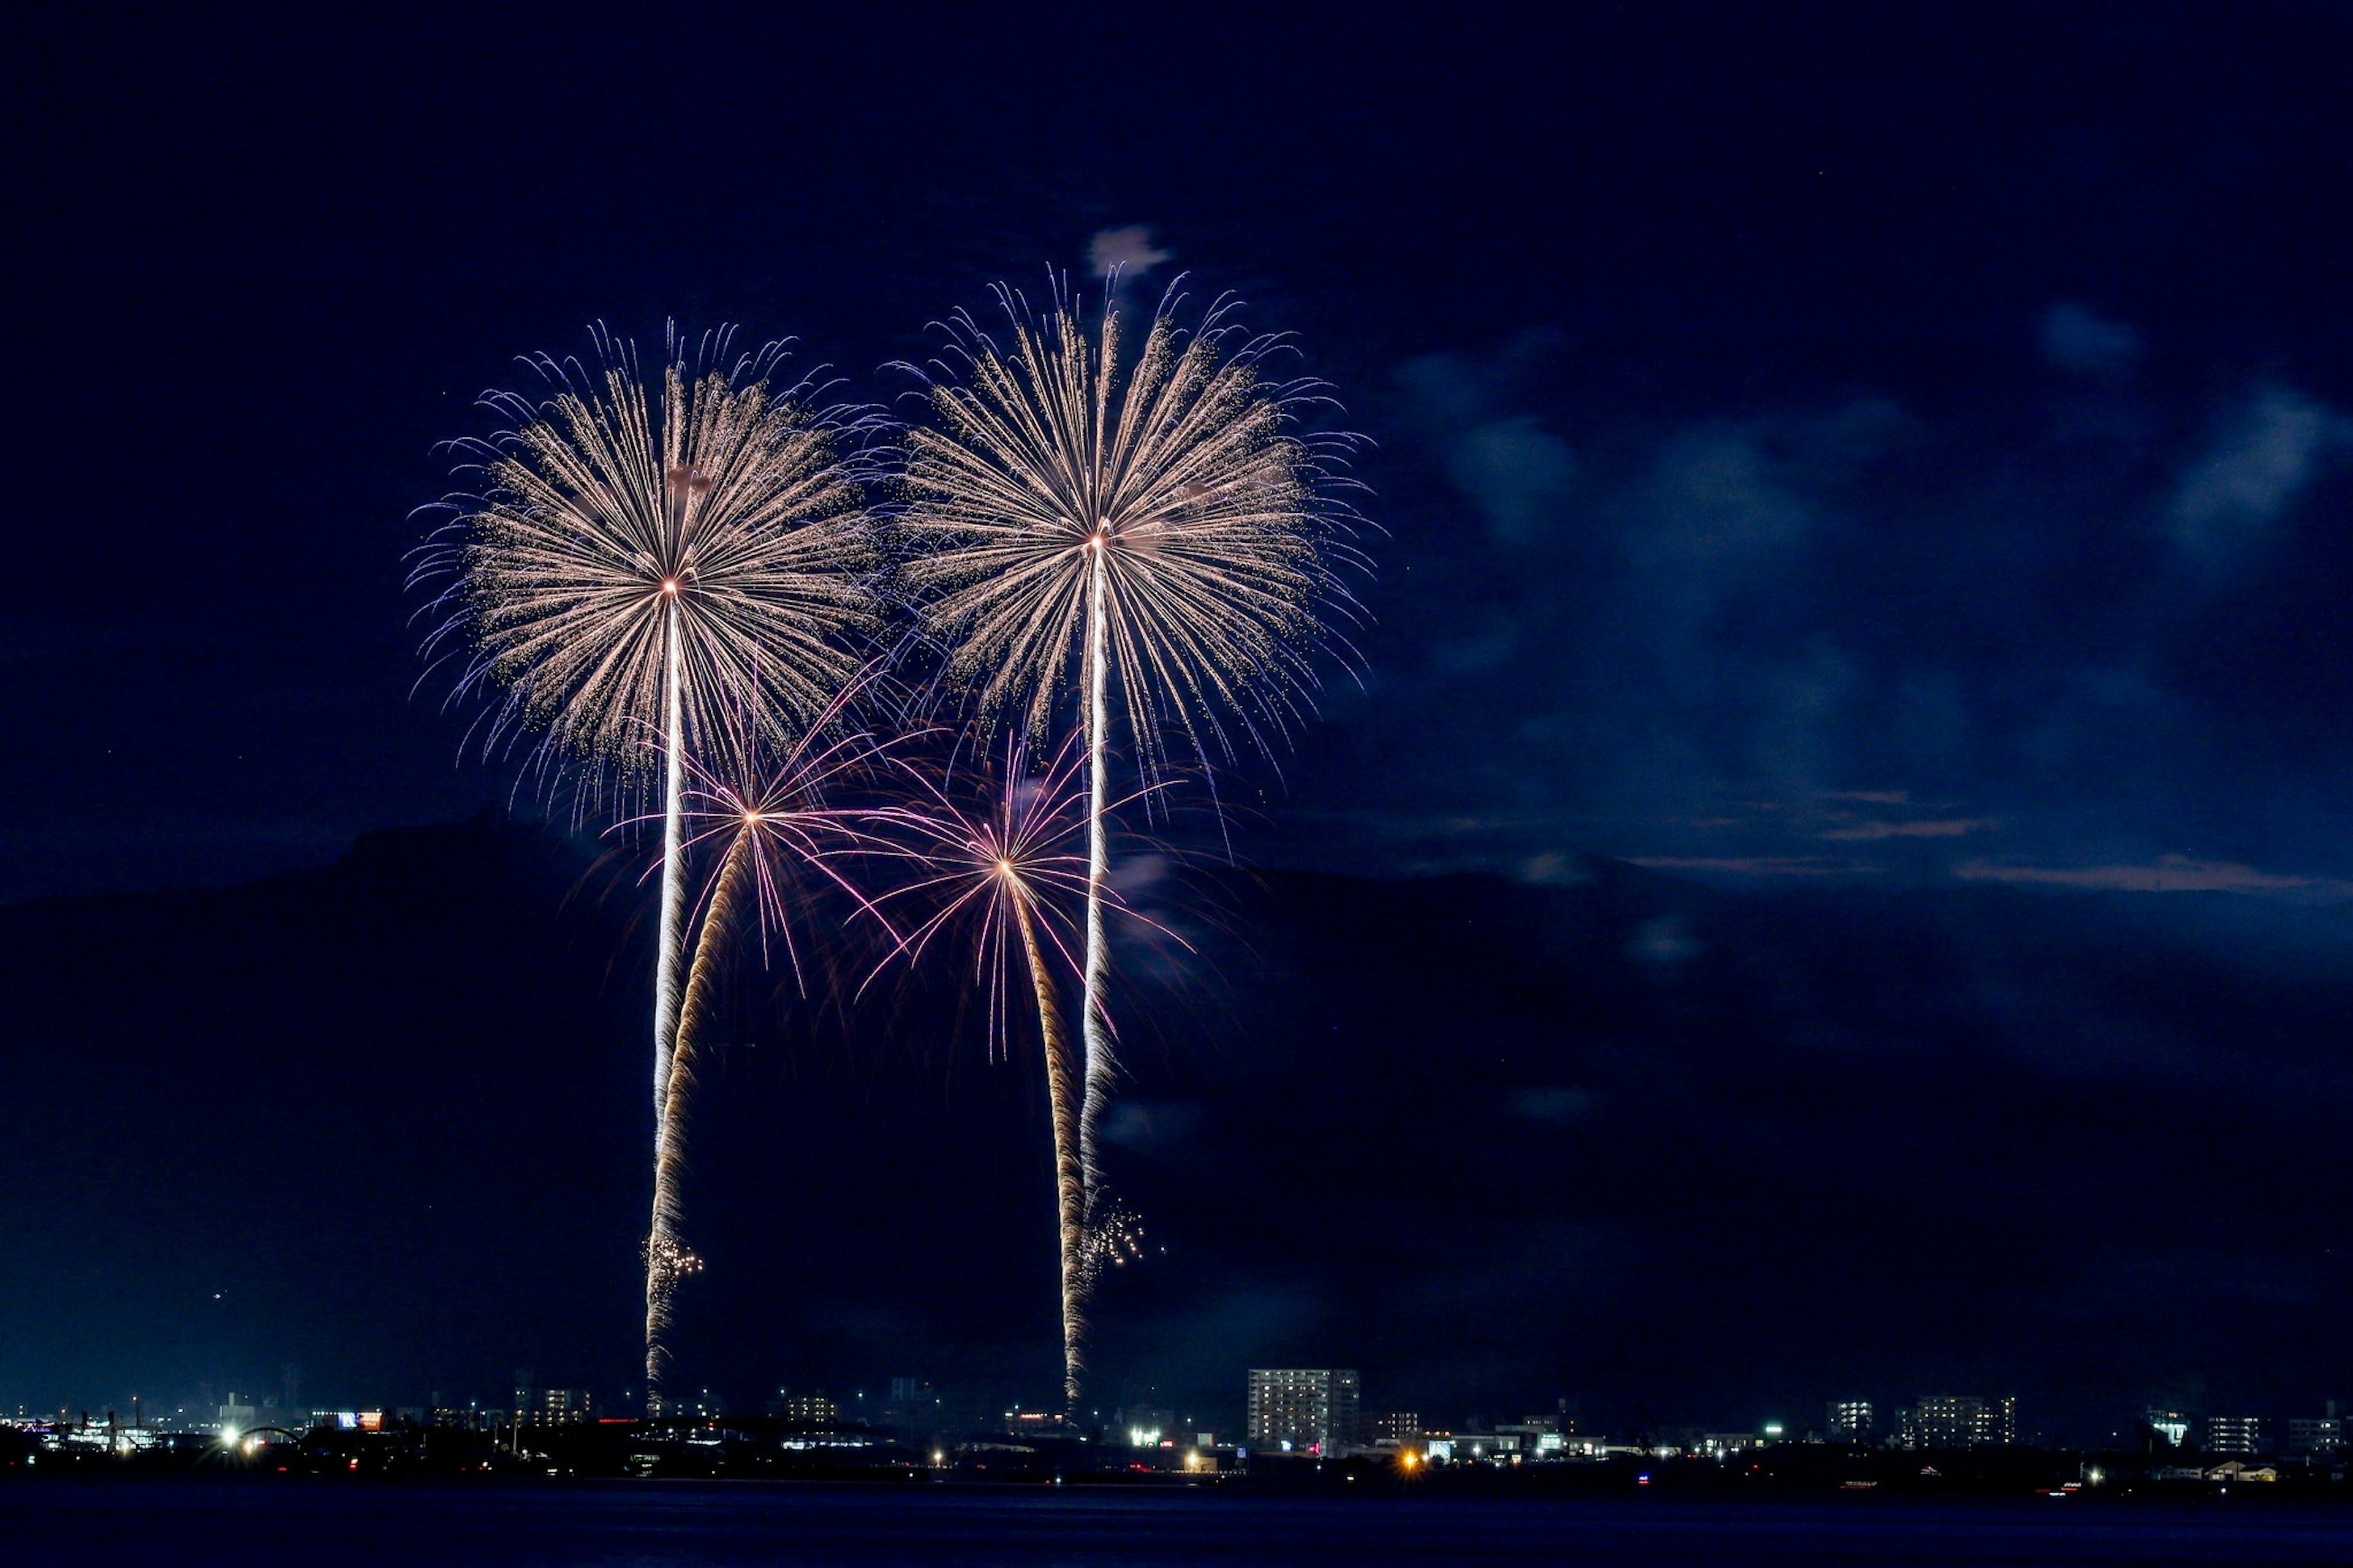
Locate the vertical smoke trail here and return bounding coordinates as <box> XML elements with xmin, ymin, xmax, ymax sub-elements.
<box><xmin>1014</xmin><ymin>890</ymin><xmax>1086</xmax><ymax>1416</ymax></box>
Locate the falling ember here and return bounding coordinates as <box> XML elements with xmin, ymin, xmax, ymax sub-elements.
<box><xmin>642</xmin><ymin>1229</ymin><xmax>707</xmax><ymax>1386</ymax></box>
<box><xmin>1077</xmin><ymin>1194</ymin><xmax>1148</xmax><ymax>1290</ymax></box>
<box><xmin>643</xmin><ymin>1232</ymin><xmax>706</xmax><ymax>1293</ymax></box>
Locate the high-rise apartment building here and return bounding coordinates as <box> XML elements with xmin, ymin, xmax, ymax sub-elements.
<box><xmin>2207</xmin><ymin>1415</ymin><xmax>2263</xmax><ymax>1455</ymax></box>
<box><xmin>1827</xmin><ymin>1400</ymin><xmax>1873</xmax><ymax>1442</ymax></box>
<box><xmin>1246</xmin><ymin>1369</ymin><xmax>1361</xmax><ymax>1453</ymax></box>
<box><xmin>537</xmin><ymin>1387</ymin><xmax>594</xmax><ymax>1425</ymax></box>
<box><xmin>1903</xmin><ymin>1395</ymin><xmax>2016</xmax><ymax>1449</ymax></box>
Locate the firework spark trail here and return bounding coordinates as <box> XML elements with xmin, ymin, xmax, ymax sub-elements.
<box><xmin>1011</xmin><ymin>892</ymin><xmax>1085</xmax><ymax>1415</ymax></box>
<box><xmin>657</xmin><ymin>597</ymin><xmax>687</xmax><ymax>1143</ymax></box>
<box><xmin>643</xmin><ymin>830</ymin><xmax>746</xmax><ymax>1395</ymax></box>
<box><xmin>1082</xmin><ymin>535</ymin><xmax>1113</xmax><ymax>1201</ymax></box>
<box><xmin>860</xmin><ymin>733</ymin><xmax>1178</xmax><ymax>1415</ymax></box>
<box><xmin>635</xmin><ymin>687</ymin><xmax>905</xmax><ymax>1408</ymax></box>
<box><xmin>896</xmin><ymin>276</ymin><xmax>1364</xmax><ymax>1199</ymax></box>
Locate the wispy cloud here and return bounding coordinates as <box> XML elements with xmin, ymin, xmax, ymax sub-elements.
<box><xmin>1631</xmin><ymin>855</ymin><xmax>1877</xmax><ymax>878</ymax></box>
<box><xmin>1452</xmin><ymin>415</ymin><xmax>1579</xmax><ymax>545</ymax></box>
<box><xmin>2169</xmin><ymin>384</ymin><xmax>2352</xmax><ymax>568</ymax></box>
<box><xmin>1820</xmin><ymin>816</ymin><xmax>1997</xmax><ymax>842</ymax></box>
<box><xmin>1517</xmin><ymin>851</ymin><xmax>1593</xmax><ymax>886</ymax></box>
<box><xmin>1952</xmin><ymin>854</ymin><xmax>2349</xmax><ymax>896</ymax></box>
<box><xmin>2040</xmin><ymin>302</ymin><xmax>2144</xmax><ymax>374</ymax></box>
<box><xmin>1396</xmin><ymin>341</ymin><xmax>1579</xmax><ymax>547</ymax></box>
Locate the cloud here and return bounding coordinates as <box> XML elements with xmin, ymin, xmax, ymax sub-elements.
<box><xmin>1086</xmin><ymin>224</ymin><xmax>1170</xmax><ymax>279</ymax></box>
<box><xmin>1635</xmin><ymin>423</ymin><xmax>1813</xmax><ymax>577</ymax></box>
<box><xmin>2169</xmin><ymin>384</ymin><xmax>2351</xmax><ymax>567</ymax></box>
<box><xmin>1626</xmin><ymin>914</ymin><xmax>1700</xmax><ymax>966</ymax></box>
<box><xmin>1107</xmin><ymin>852</ymin><xmax>1172</xmax><ymax>895</ymax></box>
<box><xmin>2040</xmin><ymin>302</ymin><xmax>2144</xmax><ymax>374</ymax></box>
<box><xmin>1396</xmin><ymin>349</ymin><xmax>1580</xmax><ymax>546</ymax></box>
<box><xmin>1819</xmin><ymin>816</ymin><xmax>1997</xmax><ymax>841</ymax></box>
<box><xmin>1428</xmin><ymin>618</ymin><xmax>1521</xmax><ymax>675</ymax></box>
<box><xmin>1627</xmin><ymin>400</ymin><xmax>1906</xmax><ymax>638</ymax></box>
<box><xmin>1100</xmin><ymin>1098</ymin><xmax>1204</xmax><ymax>1153</ymax></box>
<box><xmin>1517</xmin><ymin>851</ymin><xmax>1593</xmax><ymax>886</ymax></box>
<box><xmin>1336</xmin><ymin>325</ymin><xmax>2353</xmax><ymax>898</ymax></box>
<box><xmin>1449</xmin><ymin>416</ymin><xmax>1580</xmax><ymax>545</ymax></box>
<box><xmin>1630</xmin><ymin>855</ymin><xmax>1876</xmax><ymax>877</ymax></box>
<box><xmin>1951</xmin><ymin>854</ymin><xmax>2349</xmax><ymax>896</ymax></box>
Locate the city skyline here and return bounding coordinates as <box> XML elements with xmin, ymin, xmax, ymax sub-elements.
<box><xmin>12</xmin><ymin>1361</ymin><xmax>2346</xmax><ymax>1475</ymax></box>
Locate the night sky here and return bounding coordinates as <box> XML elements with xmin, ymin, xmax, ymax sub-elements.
<box><xmin>9</xmin><ymin>6</ymin><xmax>2353</xmax><ymax>1433</ymax></box>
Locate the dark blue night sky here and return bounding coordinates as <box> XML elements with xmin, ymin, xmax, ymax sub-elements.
<box><xmin>13</xmin><ymin>5</ymin><xmax>2353</xmax><ymax>901</ymax></box>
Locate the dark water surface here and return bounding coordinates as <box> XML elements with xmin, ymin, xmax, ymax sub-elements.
<box><xmin>6</xmin><ymin>1481</ymin><xmax>2352</xmax><ymax>1565</ymax></box>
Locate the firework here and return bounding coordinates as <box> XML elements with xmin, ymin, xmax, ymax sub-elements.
<box><xmin>865</xmin><ymin>733</ymin><xmax>1093</xmax><ymax>1414</ymax></box>
<box><xmin>638</xmin><ymin>691</ymin><xmax>898</xmax><ymax>1406</ymax></box>
<box><xmin>897</xmin><ymin>277</ymin><xmax>1362</xmax><ymax>1198</ymax></box>
<box><xmin>415</xmin><ymin>324</ymin><xmax>878</xmax><ymax>1129</ymax></box>
<box><xmin>864</xmin><ymin>733</ymin><xmax>1176</xmax><ymax>1415</ymax></box>
<box><xmin>414</xmin><ymin>325</ymin><xmax>876</xmax><ymax>1414</ymax></box>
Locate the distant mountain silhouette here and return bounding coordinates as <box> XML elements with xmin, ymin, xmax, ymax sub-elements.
<box><xmin>4</xmin><ymin>814</ymin><xmax>2348</xmax><ymax>1438</ymax></box>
